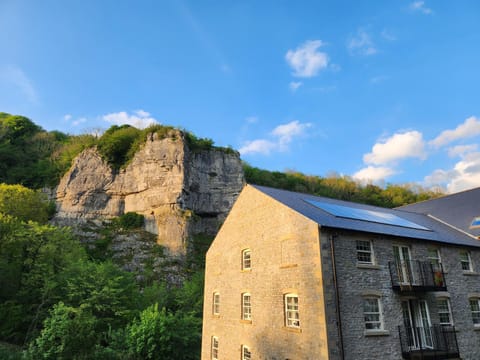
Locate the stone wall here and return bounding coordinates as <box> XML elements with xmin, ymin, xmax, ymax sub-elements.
<box><xmin>202</xmin><ymin>185</ymin><xmax>329</xmax><ymax>360</ymax></box>
<box><xmin>54</xmin><ymin>130</ymin><xmax>244</xmax><ymax>254</ymax></box>
<box><xmin>322</xmin><ymin>229</ymin><xmax>480</xmax><ymax>360</ymax></box>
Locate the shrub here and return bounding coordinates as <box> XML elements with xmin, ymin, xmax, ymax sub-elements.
<box><xmin>117</xmin><ymin>212</ymin><xmax>145</xmax><ymax>229</ymax></box>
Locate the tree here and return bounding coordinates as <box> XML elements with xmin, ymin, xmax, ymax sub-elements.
<box><xmin>26</xmin><ymin>302</ymin><xmax>97</xmax><ymax>360</ymax></box>
<box><xmin>126</xmin><ymin>304</ymin><xmax>201</xmax><ymax>360</ymax></box>
<box><xmin>0</xmin><ymin>184</ymin><xmax>54</xmax><ymax>223</ymax></box>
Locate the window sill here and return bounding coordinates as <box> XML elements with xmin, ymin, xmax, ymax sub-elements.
<box><xmin>280</xmin><ymin>263</ymin><xmax>298</xmax><ymax>269</ymax></box>
<box><xmin>357</xmin><ymin>263</ymin><xmax>381</xmax><ymax>270</ymax></box>
<box><xmin>463</xmin><ymin>271</ymin><xmax>479</xmax><ymax>276</ymax></box>
<box><xmin>283</xmin><ymin>326</ymin><xmax>302</xmax><ymax>333</ymax></box>
<box><xmin>212</xmin><ymin>314</ymin><xmax>220</xmax><ymax>318</ymax></box>
<box><xmin>473</xmin><ymin>325</ymin><xmax>480</xmax><ymax>331</ymax></box>
<box><xmin>241</xmin><ymin>269</ymin><xmax>252</xmax><ymax>273</ymax></box>
<box><xmin>364</xmin><ymin>329</ymin><xmax>390</xmax><ymax>337</ymax></box>
<box><xmin>240</xmin><ymin>319</ymin><xmax>252</xmax><ymax>324</ymax></box>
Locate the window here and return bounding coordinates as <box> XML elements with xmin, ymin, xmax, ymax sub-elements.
<box><xmin>211</xmin><ymin>336</ymin><xmax>219</xmax><ymax>360</ymax></box>
<box><xmin>284</xmin><ymin>294</ymin><xmax>300</xmax><ymax>328</ymax></box>
<box><xmin>363</xmin><ymin>297</ymin><xmax>383</xmax><ymax>330</ymax></box>
<box><xmin>470</xmin><ymin>299</ymin><xmax>480</xmax><ymax>326</ymax></box>
<box><xmin>460</xmin><ymin>251</ymin><xmax>473</xmax><ymax>271</ymax></box>
<box><xmin>356</xmin><ymin>240</ymin><xmax>374</xmax><ymax>264</ymax></box>
<box><xmin>213</xmin><ymin>292</ymin><xmax>220</xmax><ymax>315</ymax></box>
<box><xmin>242</xmin><ymin>293</ymin><xmax>251</xmax><ymax>321</ymax></box>
<box><xmin>437</xmin><ymin>298</ymin><xmax>453</xmax><ymax>326</ymax></box>
<box><xmin>241</xmin><ymin>345</ymin><xmax>251</xmax><ymax>360</ymax></box>
<box><xmin>428</xmin><ymin>248</ymin><xmax>442</xmax><ymax>268</ymax></box>
<box><xmin>242</xmin><ymin>249</ymin><xmax>251</xmax><ymax>270</ymax></box>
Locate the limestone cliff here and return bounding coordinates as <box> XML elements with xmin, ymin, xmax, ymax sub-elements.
<box><xmin>54</xmin><ymin>130</ymin><xmax>244</xmax><ymax>254</ymax></box>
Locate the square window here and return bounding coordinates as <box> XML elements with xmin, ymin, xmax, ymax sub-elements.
<box><xmin>242</xmin><ymin>293</ymin><xmax>251</xmax><ymax>321</ymax></box>
<box><xmin>363</xmin><ymin>297</ymin><xmax>383</xmax><ymax>330</ymax></box>
<box><xmin>241</xmin><ymin>345</ymin><xmax>251</xmax><ymax>360</ymax></box>
<box><xmin>242</xmin><ymin>249</ymin><xmax>251</xmax><ymax>270</ymax></box>
<box><xmin>285</xmin><ymin>294</ymin><xmax>300</xmax><ymax>328</ymax></box>
<box><xmin>356</xmin><ymin>240</ymin><xmax>373</xmax><ymax>264</ymax></box>
<box><xmin>470</xmin><ymin>299</ymin><xmax>480</xmax><ymax>325</ymax></box>
<box><xmin>437</xmin><ymin>298</ymin><xmax>453</xmax><ymax>326</ymax></box>
<box><xmin>213</xmin><ymin>293</ymin><xmax>220</xmax><ymax>315</ymax></box>
<box><xmin>428</xmin><ymin>248</ymin><xmax>442</xmax><ymax>268</ymax></box>
<box><xmin>460</xmin><ymin>251</ymin><xmax>473</xmax><ymax>271</ymax></box>
<box><xmin>211</xmin><ymin>336</ymin><xmax>219</xmax><ymax>360</ymax></box>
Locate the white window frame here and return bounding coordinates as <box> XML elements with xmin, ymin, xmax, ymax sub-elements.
<box><xmin>211</xmin><ymin>336</ymin><xmax>219</xmax><ymax>360</ymax></box>
<box><xmin>428</xmin><ymin>248</ymin><xmax>442</xmax><ymax>268</ymax></box>
<box><xmin>356</xmin><ymin>239</ymin><xmax>374</xmax><ymax>264</ymax></box>
<box><xmin>242</xmin><ymin>248</ymin><xmax>251</xmax><ymax>270</ymax></box>
<box><xmin>460</xmin><ymin>251</ymin><xmax>473</xmax><ymax>272</ymax></box>
<box><xmin>363</xmin><ymin>297</ymin><xmax>384</xmax><ymax>331</ymax></box>
<box><xmin>241</xmin><ymin>345</ymin><xmax>251</xmax><ymax>360</ymax></box>
<box><xmin>470</xmin><ymin>298</ymin><xmax>480</xmax><ymax>327</ymax></box>
<box><xmin>242</xmin><ymin>293</ymin><xmax>252</xmax><ymax>321</ymax></box>
<box><xmin>437</xmin><ymin>298</ymin><xmax>453</xmax><ymax>326</ymax></box>
<box><xmin>213</xmin><ymin>292</ymin><xmax>220</xmax><ymax>315</ymax></box>
<box><xmin>284</xmin><ymin>294</ymin><xmax>300</xmax><ymax>328</ymax></box>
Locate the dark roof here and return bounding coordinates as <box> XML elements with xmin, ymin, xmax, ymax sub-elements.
<box><xmin>398</xmin><ymin>187</ymin><xmax>480</xmax><ymax>238</ymax></box>
<box><xmin>251</xmin><ymin>184</ymin><xmax>480</xmax><ymax>248</ymax></box>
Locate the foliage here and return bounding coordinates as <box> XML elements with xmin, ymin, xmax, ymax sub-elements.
<box><xmin>116</xmin><ymin>212</ymin><xmax>145</xmax><ymax>230</ymax></box>
<box><xmin>244</xmin><ymin>163</ymin><xmax>443</xmax><ymax>208</ymax></box>
<box><xmin>0</xmin><ymin>214</ymin><xmax>87</xmax><ymax>343</ymax></box>
<box><xmin>26</xmin><ymin>302</ymin><xmax>98</xmax><ymax>360</ymax></box>
<box><xmin>0</xmin><ymin>184</ymin><xmax>54</xmax><ymax>223</ymax></box>
<box><xmin>97</xmin><ymin>125</ymin><xmax>142</xmax><ymax>169</ymax></box>
<box><xmin>126</xmin><ymin>304</ymin><xmax>201</xmax><ymax>360</ymax></box>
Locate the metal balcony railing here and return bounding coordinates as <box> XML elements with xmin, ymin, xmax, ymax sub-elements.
<box><xmin>398</xmin><ymin>324</ymin><xmax>459</xmax><ymax>359</ymax></box>
<box><xmin>388</xmin><ymin>260</ymin><xmax>447</xmax><ymax>292</ymax></box>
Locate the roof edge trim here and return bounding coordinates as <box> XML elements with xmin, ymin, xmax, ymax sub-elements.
<box><xmin>427</xmin><ymin>214</ymin><xmax>478</xmax><ymax>240</ymax></box>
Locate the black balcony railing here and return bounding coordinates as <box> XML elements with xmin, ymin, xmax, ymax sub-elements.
<box><xmin>388</xmin><ymin>260</ymin><xmax>447</xmax><ymax>292</ymax></box>
<box><xmin>398</xmin><ymin>325</ymin><xmax>459</xmax><ymax>359</ymax></box>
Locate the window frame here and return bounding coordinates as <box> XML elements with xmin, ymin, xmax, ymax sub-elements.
<box><xmin>470</xmin><ymin>298</ymin><xmax>480</xmax><ymax>327</ymax></box>
<box><xmin>241</xmin><ymin>345</ymin><xmax>251</xmax><ymax>360</ymax></box>
<box><xmin>356</xmin><ymin>239</ymin><xmax>374</xmax><ymax>265</ymax></box>
<box><xmin>284</xmin><ymin>293</ymin><xmax>300</xmax><ymax>328</ymax></box>
<box><xmin>242</xmin><ymin>293</ymin><xmax>252</xmax><ymax>321</ymax></box>
<box><xmin>363</xmin><ymin>296</ymin><xmax>384</xmax><ymax>331</ymax></box>
<box><xmin>437</xmin><ymin>298</ymin><xmax>453</xmax><ymax>326</ymax></box>
<box><xmin>428</xmin><ymin>248</ymin><xmax>442</xmax><ymax>268</ymax></box>
<box><xmin>213</xmin><ymin>292</ymin><xmax>220</xmax><ymax>316</ymax></box>
<box><xmin>211</xmin><ymin>336</ymin><xmax>219</xmax><ymax>360</ymax></box>
<box><xmin>460</xmin><ymin>250</ymin><xmax>473</xmax><ymax>272</ymax></box>
<box><xmin>242</xmin><ymin>248</ymin><xmax>251</xmax><ymax>271</ymax></box>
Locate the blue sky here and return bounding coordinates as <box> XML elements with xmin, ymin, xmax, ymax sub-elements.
<box><xmin>1</xmin><ymin>0</ymin><xmax>479</xmax><ymax>193</ymax></box>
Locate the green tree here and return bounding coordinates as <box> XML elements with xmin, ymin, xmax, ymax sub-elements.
<box><xmin>0</xmin><ymin>184</ymin><xmax>53</xmax><ymax>223</ymax></box>
<box><xmin>26</xmin><ymin>302</ymin><xmax>97</xmax><ymax>360</ymax></box>
<box><xmin>126</xmin><ymin>304</ymin><xmax>201</xmax><ymax>360</ymax></box>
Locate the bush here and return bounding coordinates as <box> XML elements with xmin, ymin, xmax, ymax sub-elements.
<box><xmin>117</xmin><ymin>212</ymin><xmax>145</xmax><ymax>229</ymax></box>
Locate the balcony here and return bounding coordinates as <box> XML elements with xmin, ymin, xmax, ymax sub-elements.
<box><xmin>398</xmin><ymin>325</ymin><xmax>459</xmax><ymax>359</ymax></box>
<box><xmin>388</xmin><ymin>260</ymin><xmax>447</xmax><ymax>293</ymax></box>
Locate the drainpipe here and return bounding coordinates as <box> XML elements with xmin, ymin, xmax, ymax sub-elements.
<box><xmin>330</xmin><ymin>233</ymin><xmax>345</xmax><ymax>360</ymax></box>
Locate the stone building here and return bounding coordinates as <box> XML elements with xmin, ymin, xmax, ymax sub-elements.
<box><xmin>201</xmin><ymin>184</ymin><xmax>480</xmax><ymax>360</ymax></box>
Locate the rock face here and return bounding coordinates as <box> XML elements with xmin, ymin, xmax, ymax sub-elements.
<box><xmin>54</xmin><ymin>130</ymin><xmax>244</xmax><ymax>254</ymax></box>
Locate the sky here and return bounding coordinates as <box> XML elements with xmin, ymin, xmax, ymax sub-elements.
<box><xmin>1</xmin><ymin>0</ymin><xmax>479</xmax><ymax>193</ymax></box>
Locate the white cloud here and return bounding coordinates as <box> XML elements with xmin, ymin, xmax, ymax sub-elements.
<box><xmin>381</xmin><ymin>29</ymin><xmax>396</xmax><ymax>41</ymax></box>
<box><xmin>410</xmin><ymin>1</ymin><xmax>433</xmax><ymax>15</ymax></box>
<box><xmin>370</xmin><ymin>75</ymin><xmax>389</xmax><ymax>84</ymax></box>
<box><xmin>425</xmin><ymin>151</ymin><xmax>480</xmax><ymax>193</ymax></box>
<box><xmin>285</xmin><ymin>40</ymin><xmax>329</xmax><ymax>78</ymax></box>
<box><xmin>430</xmin><ymin>116</ymin><xmax>480</xmax><ymax>148</ymax></box>
<box><xmin>363</xmin><ymin>131</ymin><xmax>426</xmax><ymax>165</ymax></box>
<box><xmin>289</xmin><ymin>81</ymin><xmax>303</xmax><ymax>92</ymax></box>
<box><xmin>0</xmin><ymin>65</ymin><xmax>39</xmax><ymax>104</ymax></box>
<box><xmin>239</xmin><ymin>120</ymin><xmax>312</xmax><ymax>156</ymax></box>
<box><xmin>72</xmin><ymin>117</ymin><xmax>87</xmax><ymax>127</ymax></box>
<box><xmin>347</xmin><ymin>29</ymin><xmax>377</xmax><ymax>56</ymax></box>
<box><xmin>353</xmin><ymin>166</ymin><xmax>396</xmax><ymax>182</ymax></box>
<box><xmin>447</xmin><ymin>144</ymin><xmax>478</xmax><ymax>158</ymax></box>
<box><xmin>238</xmin><ymin>139</ymin><xmax>277</xmax><ymax>155</ymax></box>
<box><xmin>102</xmin><ymin>110</ymin><xmax>159</xmax><ymax>129</ymax></box>
<box><xmin>63</xmin><ymin>114</ymin><xmax>72</xmax><ymax>121</ymax></box>
<box><xmin>245</xmin><ymin>116</ymin><xmax>258</xmax><ymax>124</ymax></box>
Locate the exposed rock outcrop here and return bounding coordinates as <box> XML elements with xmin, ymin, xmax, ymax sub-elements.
<box><xmin>54</xmin><ymin>130</ymin><xmax>244</xmax><ymax>254</ymax></box>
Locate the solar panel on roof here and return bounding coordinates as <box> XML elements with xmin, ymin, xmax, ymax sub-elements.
<box><xmin>305</xmin><ymin>199</ymin><xmax>431</xmax><ymax>231</ymax></box>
